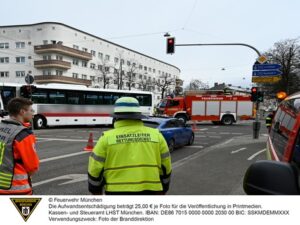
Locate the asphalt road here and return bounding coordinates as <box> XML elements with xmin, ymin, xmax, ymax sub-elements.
<box><xmin>32</xmin><ymin>121</ymin><xmax>268</xmax><ymax>195</ymax></box>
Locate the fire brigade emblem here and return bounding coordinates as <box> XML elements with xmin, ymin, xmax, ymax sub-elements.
<box><xmin>10</xmin><ymin>198</ymin><xmax>41</xmax><ymax>222</ymax></box>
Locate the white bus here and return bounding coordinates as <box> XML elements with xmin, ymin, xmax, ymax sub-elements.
<box><xmin>0</xmin><ymin>83</ymin><xmax>154</xmax><ymax>128</ymax></box>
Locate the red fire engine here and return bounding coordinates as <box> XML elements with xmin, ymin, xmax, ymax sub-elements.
<box><xmin>156</xmin><ymin>90</ymin><xmax>254</xmax><ymax>125</ymax></box>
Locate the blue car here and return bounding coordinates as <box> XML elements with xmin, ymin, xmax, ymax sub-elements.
<box><xmin>142</xmin><ymin>117</ymin><xmax>194</xmax><ymax>152</ymax></box>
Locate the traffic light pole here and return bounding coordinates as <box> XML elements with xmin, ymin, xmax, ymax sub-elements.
<box><xmin>175</xmin><ymin>42</ymin><xmax>262</xmax><ymax>139</ymax></box>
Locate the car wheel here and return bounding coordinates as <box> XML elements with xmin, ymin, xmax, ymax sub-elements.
<box><xmin>188</xmin><ymin>133</ymin><xmax>194</xmax><ymax>145</ymax></box>
<box><xmin>168</xmin><ymin>139</ymin><xmax>175</xmax><ymax>153</ymax></box>
<box><xmin>221</xmin><ymin>115</ymin><xmax>234</xmax><ymax>125</ymax></box>
<box><xmin>33</xmin><ymin>115</ymin><xmax>45</xmax><ymax>129</ymax></box>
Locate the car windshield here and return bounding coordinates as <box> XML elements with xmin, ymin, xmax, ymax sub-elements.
<box><xmin>158</xmin><ymin>100</ymin><xmax>167</xmax><ymax>108</ymax></box>
<box><xmin>143</xmin><ymin>121</ymin><xmax>160</xmax><ymax>128</ymax></box>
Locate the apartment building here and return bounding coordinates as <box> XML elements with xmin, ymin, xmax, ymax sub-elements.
<box><xmin>0</xmin><ymin>22</ymin><xmax>181</xmax><ymax>101</ymax></box>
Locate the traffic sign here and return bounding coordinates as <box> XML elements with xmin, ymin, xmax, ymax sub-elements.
<box><xmin>252</xmin><ymin>70</ymin><xmax>282</xmax><ymax>76</ymax></box>
<box><xmin>25</xmin><ymin>74</ymin><xmax>34</xmax><ymax>84</ymax></box>
<box><xmin>252</xmin><ymin>64</ymin><xmax>281</xmax><ymax>71</ymax></box>
<box><xmin>252</xmin><ymin>76</ymin><xmax>282</xmax><ymax>83</ymax></box>
<box><xmin>257</xmin><ymin>55</ymin><xmax>268</xmax><ymax>64</ymax></box>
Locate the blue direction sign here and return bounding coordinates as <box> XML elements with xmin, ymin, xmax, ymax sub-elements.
<box><xmin>252</xmin><ymin>64</ymin><xmax>281</xmax><ymax>71</ymax></box>
<box><xmin>252</xmin><ymin>70</ymin><xmax>282</xmax><ymax>76</ymax></box>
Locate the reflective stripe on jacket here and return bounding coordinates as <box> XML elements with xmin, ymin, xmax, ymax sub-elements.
<box><xmin>0</xmin><ymin>119</ymin><xmax>39</xmax><ymax>195</ymax></box>
<box><xmin>88</xmin><ymin>119</ymin><xmax>172</xmax><ymax>194</ymax></box>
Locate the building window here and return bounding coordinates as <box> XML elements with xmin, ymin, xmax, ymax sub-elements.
<box><xmin>114</xmin><ymin>68</ymin><xmax>118</xmax><ymax>74</ymax></box>
<box><xmin>139</xmin><ymin>74</ymin><xmax>142</xmax><ymax>79</ymax></box>
<box><xmin>114</xmin><ymin>80</ymin><xmax>118</xmax><ymax>85</ymax></box>
<box><xmin>121</xmin><ymin>59</ymin><xmax>124</xmax><ymax>65</ymax></box>
<box><xmin>98</xmin><ymin>52</ymin><xmax>103</xmax><ymax>59</ymax></box>
<box><xmin>90</xmin><ymin>63</ymin><xmax>95</xmax><ymax>69</ymax></box>
<box><xmin>0</xmin><ymin>57</ymin><xmax>9</xmax><ymax>63</ymax></box>
<box><xmin>56</xmin><ymin>70</ymin><xmax>63</xmax><ymax>76</ymax></box>
<box><xmin>82</xmin><ymin>47</ymin><xmax>88</xmax><ymax>52</ymax></box>
<box><xmin>0</xmin><ymin>43</ymin><xmax>9</xmax><ymax>49</ymax></box>
<box><xmin>114</xmin><ymin>57</ymin><xmax>119</xmax><ymax>64</ymax></box>
<box><xmin>16</xmin><ymin>57</ymin><xmax>25</xmax><ymax>63</ymax></box>
<box><xmin>73</xmin><ymin>45</ymin><xmax>79</xmax><ymax>49</ymax></box>
<box><xmin>0</xmin><ymin>71</ymin><xmax>9</xmax><ymax>77</ymax></box>
<box><xmin>72</xmin><ymin>73</ymin><xmax>78</xmax><ymax>78</ymax></box>
<box><xmin>105</xmin><ymin>55</ymin><xmax>110</xmax><ymax>61</ymax></box>
<box><xmin>43</xmin><ymin>55</ymin><xmax>51</xmax><ymax>60</ymax></box>
<box><xmin>98</xmin><ymin>65</ymin><xmax>103</xmax><ymax>70</ymax></box>
<box><xmin>153</xmin><ymin>69</ymin><xmax>156</xmax><ymax>73</ymax></box>
<box><xmin>144</xmin><ymin>66</ymin><xmax>147</xmax><ymax>71</ymax></box>
<box><xmin>139</xmin><ymin>65</ymin><xmax>143</xmax><ymax>70</ymax></box>
<box><xmin>43</xmin><ymin>70</ymin><xmax>52</xmax><ymax>75</ymax></box>
<box><xmin>144</xmin><ymin>75</ymin><xmax>147</xmax><ymax>80</ymax></box>
<box><xmin>105</xmin><ymin>67</ymin><xmax>110</xmax><ymax>72</ymax></box>
<box><xmin>82</xmin><ymin>74</ymin><xmax>87</xmax><ymax>80</ymax></box>
<box><xmin>91</xmin><ymin>50</ymin><xmax>96</xmax><ymax>56</ymax></box>
<box><xmin>127</xmin><ymin>61</ymin><xmax>131</xmax><ymax>66</ymax></box>
<box><xmin>98</xmin><ymin>77</ymin><xmax>102</xmax><ymax>83</ymax></box>
<box><xmin>133</xmin><ymin>63</ymin><xmax>136</xmax><ymax>67</ymax></box>
<box><xmin>90</xmin><ymin>76</ymin><xmax>95</xmax><ymax>81</ymax></box>
<box><xmin>73</xmin><ymin>59</ymin><xmax>79</xmax><ymax>65</ymax></box>
<box><xmin>149</xmin><ymin>68</ymin><xmax>152</xmax><ymax>72</ymax></box>
<box><xmin>16</xmin><ymin>71</ymin><xmax>25</xmax><ymax>77</ymax></box>
<box><xmin>56</xmin><ymin>55</ymin><xmax>63</xmax><ymax>61</ymax></box>
<box><xmin>82</xmin><ymin>61</ymin><xmax>87</xmax><ymax>67</ymax></box>
<box><xmin>16</xmin><ymin>42</ymin><xmax>25</xmax><ymax>48</ymax></box>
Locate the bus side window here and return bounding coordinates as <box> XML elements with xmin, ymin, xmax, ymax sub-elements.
<box><xmin>49</xmin><ymin>91</ymin><xmax>66</xmax><ymax>104</ymax></box>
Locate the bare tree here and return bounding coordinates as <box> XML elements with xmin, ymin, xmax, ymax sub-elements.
<box><xmin>124</xmin><ymin>60</ymin><xmax>138</xmax><ymax>90</ymax></box>
<box><xmin>95</xmin><ymin>58</ymin><xmax>111</xmax><ymax>89</ymax></box>
<box><xmin>185</xmin><ymin>79</ymin><xmax>209</xmax><ymax>91</ymax></box>
<box><xmin>264</xmin><ymin>38</ymin><xmax>300</xmax><ymax>94</ymax></box>
<box><xmin>155</xmin><ymin>74</ymin><xmax>175</xmax><ymax>99</ymax></box>
<box><xmin>113</xmin><ymin>52</ymin><xmax>127</xmax><ymax>90</ymax></box>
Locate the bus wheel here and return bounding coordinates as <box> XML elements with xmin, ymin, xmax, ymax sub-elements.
<box><xmin>34</xmin><ymin>115</ymin><xmax>45</xmax><ymax>129</ymax></box>
<box><xmin>221</xmin><ymin>115</ymin><xmax>234</xmax><ymax>125</ymax></box>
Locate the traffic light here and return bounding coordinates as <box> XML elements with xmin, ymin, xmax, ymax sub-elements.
<box><xmin>257</xmin><ymin>91</ymin><xmax>264</xmax><ymax>102</ymax></box>
<box><xmin>166</xmin><ymin>37</ymin><xmax>175</xmax><ymax>54</ymax></box>
<box><xmin>250</xmin><ymin>87</ymin><xmax>258</xmax><ymax>102</ymax></box>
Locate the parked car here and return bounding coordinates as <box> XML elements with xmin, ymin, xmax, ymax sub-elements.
<box><xmin>244</xmin><ymin>91</ymin><xmax>300</xmax><ymax>194</ymax></box>
<box><xmin>142</xmin><ymin>117</ymin><xmax>194</xmax><ymax>152</ymax></box>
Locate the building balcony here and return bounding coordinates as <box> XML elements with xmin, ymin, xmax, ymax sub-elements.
<box><xmin>34</xmin><ymin>60</ymin><xmax>71</xmax><ymax>70</ymax></box>
<box><xmin>34</xmin><ymin>44</ymin><xmax>92</xmax><ymax>61</ymax></box>
<box><xmin>34</xmin><ymin>75</ymin><xmax>92</xmax><ymax>86</ymax></box>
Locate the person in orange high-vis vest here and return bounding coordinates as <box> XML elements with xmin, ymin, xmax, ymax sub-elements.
<box><xmin>0</xmin><ymin>97</ymin><xmax>39</xmax><ymax>195</ymax></box>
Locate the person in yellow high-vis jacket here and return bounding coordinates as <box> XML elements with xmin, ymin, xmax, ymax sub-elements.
<box><xmin>88</xmin><ymin>97</ymin><xmax>172</xmax><ymax>195</ymax></box>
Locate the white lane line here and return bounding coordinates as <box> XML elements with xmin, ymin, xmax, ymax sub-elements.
<box><xmin>185</xmin><ymin>145</ymin><xmax>204</xmax><ymax>149</ymax></box>
<box><xmin>212</xmin><ymin>126</ymin><xmax>219</xmax><ymax>128</ymax></box>
<box><xmin>36</xmin><ymin>139</ymin><xmax>53</xmax><ymax>143</ymax></box>
<box><xmin>223</xmin><ymin>138</ymin><xmax>234</xmax><ymax>145</ymax></box>
<box><xmin>220</xmin><ymin>132</ymin><xmax>230</xmax><ymax>134</ymax></box>
<box><xmin>206</xmin><ymin>132</ymin><xmax>216</xmax><ymax>134</ymax></box>
<box><xmin>37</xmin><ymin>137</ymin><xmax>97</xmax><ymax>142</ymax></box>
<box><xmin>40</xmin><ymin>151</ymin><xmax>90</xmax><ymax>163</ymax></box>
<box><xmin>208</xmin><ymin>136</ymin><xmax>221</xmax><ymax>138</ymax></box>
<box><xmin>195</xmin><ymin>135</ymin><xmax>207</xmax><ymax>138</ymax></box>
<box><xmin>262</xmin><ymin>133</ymin><xmax>269</xmax><ymax>137</ymax></box>
<box><xmin>199</xmin><ymin>128</ymin><xmax>208</xmax><ymax>131</ymax></box>
<box><xmin>231</xmin><ymin>147</ymin><xmax>247</xmax><ymax>154</ymax></box>
<box><xmin>231</xmin><ymin>133</ymin><xmax>244</xmax><ymax>135</ymax></box>
<box><xmin>247</xmin><ymin>148</ymin><xmax>266</xmax><ymax>160</ymax></box>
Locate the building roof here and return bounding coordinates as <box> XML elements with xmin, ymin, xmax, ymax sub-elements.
<box><xmin>0</xmin><ymin>22</ymin><xmax>181</xmax><ymax>73</ymax></box>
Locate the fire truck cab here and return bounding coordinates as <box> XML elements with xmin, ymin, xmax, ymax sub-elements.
<box><xmin>157</xmin><ymin>91</ymin><xmax>254</xmax><ymax>125</ymax></box>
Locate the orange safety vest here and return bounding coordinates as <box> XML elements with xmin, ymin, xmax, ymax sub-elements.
<box><xmin>0</xmin><ymin>119</ymin><xmax>39</xmax><ymax>195</ymax></box>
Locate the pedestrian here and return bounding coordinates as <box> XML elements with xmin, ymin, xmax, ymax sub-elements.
<box><xmin>0</xmin><ymin>97</ymin><xmax>39</xmax><ymax>195</ymax></box>
<box><xmin>88</xmin><ymin>97</ymin><xmax>172</xmax><ymax>195</ymax></box>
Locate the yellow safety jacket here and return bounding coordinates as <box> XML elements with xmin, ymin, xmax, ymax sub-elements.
<box><xmin>266</xmin><ymin>114</ymin><xmax>274</xmax><ymax>128</ymax></box>
<box><xmin>88</xmin><ymin>120</ymin><xmax>172</xmax><ymax>194</ymax></box>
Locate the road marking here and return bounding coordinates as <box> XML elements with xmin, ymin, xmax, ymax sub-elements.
<box><xmin>36</xmin><ymin>139</ymin><xmax>53</xmax><ymax>143</ymax></box>
<box><xmin>185</xmin><ymin>145</ymin><xmax>204</xmax><ymax>149</ymax></box>
<box><xmin>199</xmin><ymin>128</ymin><xmax>208</xmax><ymax>131</ymax></box>
<box><xmin>247</xmin><ymin>148</ymin><xmax>266</xmax><ymax>160</ymax></box>
<box><xmin>40</xmin><ymin>151</ymin><xmax>90</xmax><ymax>163</ymax></box>
<box><xmin>195</xmin><ymin>135</ymin><xmax>206</xmax><ymax>138</ymax></box>
<box><xmin>206</xmin><ymin>132</ymin><xmax>216</xmax><ymax>134</ymax></box>
<box><xmin>262</xmin><ymin>133</ymin><xmax>269</xmax><ymax>137</ymax></box>
<box><xmin>208</xmin><ymin>136</ymin><xmax>221</xmax><ymax>138</ymax></box>
<box><xmin>37</xmin><ymin>137</ymin><xmax>97</xmax><ymax>142</ymax></box>
<box><xmin>220</xmin><ymin>132</ymin><xmax>230</xmax><ymax>134</ymax></box>
<box><xmin>231</xmin><ymin>132</ymin><xmax>244</xmax><ymax>135</ymax></box>
<box><xmin>33</xmin><ymin>174</ymin><xmax>87</xmax><ymax>187</ymax></box>
<box><xmin>231</xmin><ymin>147</ymin><xmax>247</xmax><ymax>154</ymax></box>
<box><xmin>223</xmin><ymin>138</ymin><xmax>234</xmax><ymax>145</ymax></box>
<box><xmin>212</xmin><ymin>126</ymin><xmax>219</xmax><ymax>128</ymax></box>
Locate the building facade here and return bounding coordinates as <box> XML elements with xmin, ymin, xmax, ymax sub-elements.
<box><xmin>0</xmin><ymin>22</ymin><xmax>180</xmax><ymax>102</ymax></box>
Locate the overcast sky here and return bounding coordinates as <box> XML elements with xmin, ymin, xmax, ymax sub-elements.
<box><xmin>1</xmin><ymin>0</ymin><xmax>299</xmax><ymax>88</ymax></box>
